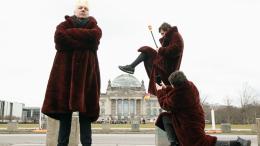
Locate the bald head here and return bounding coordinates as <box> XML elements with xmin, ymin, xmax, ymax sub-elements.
<box><xmin>74</xmin><ymin>0</ymin><xmax>89</xmax><ymax>18</ymax></box>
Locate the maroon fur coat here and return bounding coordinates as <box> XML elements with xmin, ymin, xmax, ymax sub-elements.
<box><xmin>155</xmin><ymin>81</ymin><xmax>217</xmax><ymax>146</ymax></box>
<box><xmin>41</xmin><ymin>16</ymin><xmax>102</xmax><ymax>121</ymax></box>
<box><xmin>138</xmin><ymin>26</ymin><xmax>184</xmax><ymax>95</ymax></box>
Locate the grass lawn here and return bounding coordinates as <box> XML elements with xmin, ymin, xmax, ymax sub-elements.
<box><xmin>205</xmin><ymin>124</ymin><xmax>252</xmax><ymax>129</ymax></box>
<box><xmin>0</xmin><ymin>123</ymin><xmax>253</xmax><ymax>129</ymax></box>
<box><xmin>0</xmin><ymin>124</ymin><xmax>40</xmax><ymax>129</ymax></box>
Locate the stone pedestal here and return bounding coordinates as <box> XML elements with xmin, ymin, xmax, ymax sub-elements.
<box><xmin>131</xmin><ymin>119</ymin><xmax>140</xmax><ymax>132</ymax></box>
<box><xmin>46</xmin><ymin>113</ymin><xmax>80</xmax><ymax>146</ymax></box>
<box><xmin>41</xmin><ymin>119</ymin><xmax>47</xmax><ymax>129</ymax></box>
<box><xmin>221</xmin><ymin>123</ymin><xmax>231</xmax><ymax>133</ymax></box>
<box><xmin>155</xmin><ymin>127</ymin><xmax>170</xmax><ymax>146</ymax></box>
<box><xmin>7</xmin><ymin>122</ymin><xmax>18</xmax><ymax>131</ymax></box>
<box><xmin>101</xmin><ymin>123</ymin><xmax>111</xmax><ymax>133</ymax></box>
<box><xmin>256</xmin><ymin>118</ymin><xmax>260</xmax><ymax>146</ymax></box>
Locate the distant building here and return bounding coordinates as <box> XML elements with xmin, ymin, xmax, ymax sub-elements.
<box><xmin>99</xmin><ymin>74</ymin><xmax>160</xmax><ymax>123</ymax></box>
<box><xmin>22</xmin><ymin>107</ymin><xmax>40</xmax><ymax>123</ymax></box>
<box><xmin>0</xmin><ymin>100</ymin><xmax>24</xmax><ymax>122</ymax></box>
<box><xmin>1</xmin><ymin>74</ymin><xmax>162</xmax><ymax>124</ymax></box>
<box><xmin>0</xmin><ymin>100</ymin><xmax>41</xmax><ymax>123</ymax></box>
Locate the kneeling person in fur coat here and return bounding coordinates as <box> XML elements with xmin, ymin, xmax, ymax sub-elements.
<box><xmin>155</xmin><ymin>71</ymin><xmax>251</xmax><ymax>146</ymax></box>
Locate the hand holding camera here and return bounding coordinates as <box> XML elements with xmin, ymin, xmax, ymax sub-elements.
<box><xmin>155</xmin><ymin>75</ymin><xmax>166</xmax><ymax>90</ymax></box>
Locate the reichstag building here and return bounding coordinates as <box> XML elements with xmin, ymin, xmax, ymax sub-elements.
<box><xmin>99</xmin><ymin>74</ymin><xmax>160</xmax><ymax>122</ymax></box>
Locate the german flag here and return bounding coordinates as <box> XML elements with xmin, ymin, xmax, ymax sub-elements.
<box><xmin>144</xmin><ymin>93</ymin><xmax>150</xmax><ymax>100</ymax></box>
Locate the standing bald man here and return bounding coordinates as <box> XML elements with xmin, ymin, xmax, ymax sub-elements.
<box><xmin>41</xmin><ymin>0</ymin><xmax>102</xmax><ymax>146</ymax></box>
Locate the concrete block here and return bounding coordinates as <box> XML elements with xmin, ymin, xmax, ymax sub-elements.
<box><xmin>101</xmin><ymin>123</ymin><xmax>111</xmax><ymax>133</ymax></box>
<box><xmin>46</xmin><ymin>113</ymin><xmax>79</xmax><ymax>146</ymax></box>
<box><xmin>7</xmin><ymin>122</ymin><xmax>18</xmax><ymax>131</ymax></box>
<box><xmin>155</xmin><ymin>127</ymin><xmax>170</xmax><ymax>146</ymax></box>
<box><xmin>221</xmin><ymin>123</ymin><xmax>231</xmax><ymax>133</ymax></box>
<box><xmin>131</xmin><ymin>119</ymin><xmax>140</xmax><ymax>132</ymax></box>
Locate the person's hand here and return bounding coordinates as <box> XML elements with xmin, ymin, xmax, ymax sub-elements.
<box><xmin>156</xmin><ymin>47</ymin><xmax>159</xmax><ymax>52</ymax></box>
<box><xmin>155</xmin><ymin>83</ymin><xmax>162</xmax><ymax>91</ymax></box>
<box><xmin>161</xmin><ymin>81</ymin><xmax>166</xmax><ymax>88</ymax></box>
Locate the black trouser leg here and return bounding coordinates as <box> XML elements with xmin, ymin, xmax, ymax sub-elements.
<box><xmin>130</xmin><ymin>52</ymin><xmax>147</xmax><ymax>68</ymax></box>
<box><xmin>215</xmin><ymin>141</ymin><xmax>240</xmax><ymax>146</ymax></box>
<box><xmin>119</xmin><ymin>52</ymin><xmax>148</xmax><ymax>74</ymax></box>
<box><xmin>57</xmin><ymin>113</ymin><xmax>72</xmax><ymax>146</ymax></box>
<box><xmin>79</xmin><ymin>113</ymin><xmax>92</xmax><ymax>146</ymax></box>
<box><xmin>230</xmin><ymin>141</ymin><xmax>241</xmax><ymax>146</ymax></box>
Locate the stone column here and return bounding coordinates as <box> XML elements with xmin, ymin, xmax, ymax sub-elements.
<box><xmin>128</xmin><ymin>99</ymin><xmax>130</xmax><ymax>117</ymax></box>
<box><xmin>140</xmin><ymin>99</ymin><xmax>143</xmax><ymax>116</ymax></box>
<box><xmin>115</xmin><ymin>99</ymin><xmax>118</xmax><ymax>116</ymax></box>
<box><xmin>122</xmin><ymin>99</ymin><xmax>124</xmax><ymax>116</ymax></box>
<box><xmin>134</xmin><ymin>99</ymin><xmax>137</xmax><ymax>116</ymax></box>
<box><xmin>46</xmin><ymin>113</ymin><xmax>79</xmax><ymax>146</ymax></box>
<box><xmin>256</xmin><ymin>118</ymin><xmax>260</xmax><ymax>146</ymax></box>
<box><xmin>150</xmin><ymin>101</ymin><xmax>152</xmax><ymax>117</ymax></box>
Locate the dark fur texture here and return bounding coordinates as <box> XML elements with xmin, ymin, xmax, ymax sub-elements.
<box><xmin>138</xmin><ymin>26</ymin><xmax>184</xmax><ymax>95</ymax></box>
<box><xmin>41</xmin><ymin>16</ymin><xmax>102</xmax><ymax>121</ymax></box>
<box><xmin>155</xmin><ymin>81</ymin><xmax>217</xmax><ymax>146</ymax></box>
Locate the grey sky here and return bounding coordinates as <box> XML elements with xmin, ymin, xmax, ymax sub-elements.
<box><xmin>0</xmin><ymin>0</ymin><xmax>259</xmax><ymax>107</ymax></box>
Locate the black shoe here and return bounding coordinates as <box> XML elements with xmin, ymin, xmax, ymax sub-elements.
<box><xmin>237</xmin><ymin>136</ymin><xmax>251</xmax><ymax>146</ymax></box>
<box><xmin>119</xmin><ymin>65</ymin><xmax>135</xmax><ymax>74</ymax></box>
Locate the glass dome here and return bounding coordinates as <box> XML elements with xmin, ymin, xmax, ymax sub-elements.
<box><xmin>111</xmin><ymin>74</ymin><xmax>141</xmax><ymax>87</ymax></box>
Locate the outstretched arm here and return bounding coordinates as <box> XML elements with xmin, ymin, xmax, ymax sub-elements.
<box><xmin>156</xmin><ymin>84</ymin><xmax>174</xmax><ymax>111</ymax></box>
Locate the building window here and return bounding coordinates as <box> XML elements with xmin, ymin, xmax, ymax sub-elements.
<box><xmin>129</xmin><ymin>99</ymin><xmax>135</xmax><ymax>114</ymax></box>
<box><xmin>152</xmin><ymin>108</ymin><xmax>157</xmax><ymax>116</ymax></box>
<box><xmin>117</xmin><ymin>99</ymin><xmax>122</xmax><ymax>115</ymax></box>
<box><xmin>123</xmin><ymin>100</ymin><xmax>128</xmax><ymax>115</ymax></box>
<box><xmin>146</xmin><ymin>108</ymin><xmax>151</xmax><ymax>116</ymax></box>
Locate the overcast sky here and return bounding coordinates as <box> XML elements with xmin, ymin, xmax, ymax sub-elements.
<box><xmin>0</xmin><ymin>0</ymin><xmax>259</xmax><ymax>107</ymax></box>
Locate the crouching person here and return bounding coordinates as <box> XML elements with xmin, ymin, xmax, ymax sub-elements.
<box><xmin>155</xmin><ymin>71</ymin><xmax>251</xmax><ymax>146</ymax></box>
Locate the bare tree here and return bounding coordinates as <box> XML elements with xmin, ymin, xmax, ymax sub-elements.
<box><xmin>223</xmin><ymin>96</ymin><xmax>232</xmax><ymax>123</ymax></box>
<box><xmin>199</xmin><ymin>93</ymin><xmax>211</xmax><ymax>122</ymax></box>
<box><xmin>239</xmin><ymin>82</ymin><xmax>257</xmax><ymax>124</ymax></box>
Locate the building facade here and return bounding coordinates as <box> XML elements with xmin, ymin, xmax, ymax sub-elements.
<box><xmin>0</xmin><ymin>100</ymin><xmax>24</xmax><ymax>122</ymax></box>
<box><xmin>99</xmin><ymin>74</ymin><xmax>161</xmax><ymax>123</ymax></box>
<box><xmin>22</xmin><ymin>107</ymin><xmax>40</xmax><ymax>123</ymax></box>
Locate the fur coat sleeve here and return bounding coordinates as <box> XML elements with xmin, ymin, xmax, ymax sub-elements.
<box><xmin>54</xmin><ymin>16</ymin><xmax>102</xmax><ymax>51</ymax></box>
